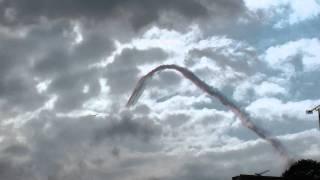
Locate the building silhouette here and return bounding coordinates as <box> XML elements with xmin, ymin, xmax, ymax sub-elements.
<box><xmin>232</xmin><ymin>174</ymin><xmax>283</xmax><ymax>180</ymax></box>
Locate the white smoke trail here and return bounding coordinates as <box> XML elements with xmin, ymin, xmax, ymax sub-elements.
<box><xmin>127</xmin><ymin>64</ymin><xmax>290</xmax><ymax>164</ymax></box>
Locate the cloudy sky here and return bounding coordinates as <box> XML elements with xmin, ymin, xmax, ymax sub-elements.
<box><xmin>0</xmin><ymin>0</ymin><xmax>320</xmax><ymax>179</ymax></box>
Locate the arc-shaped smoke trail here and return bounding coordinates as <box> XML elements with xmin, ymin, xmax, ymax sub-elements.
<box><xmin>127</xmin><ymin>64</ymin><xmax>290</xmax><ymax>163</ymax></box>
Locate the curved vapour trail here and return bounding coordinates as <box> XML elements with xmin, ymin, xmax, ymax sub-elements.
<box><xmin>126</xmin><ymin>64</ymin><xmax>290</xmax><ymax>163</ymax></box>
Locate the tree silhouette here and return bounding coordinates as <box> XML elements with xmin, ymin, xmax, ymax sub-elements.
<box><xmin>282</xmin><ymin>159</ymin><xmax>320</xmax><ymax>180</ymax></box>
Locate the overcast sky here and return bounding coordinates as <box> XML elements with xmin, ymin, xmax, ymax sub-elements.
<box><xmin>0</xmin><ymin>0</ymin><xmax>320</xmax><ymax>180</ymax></box>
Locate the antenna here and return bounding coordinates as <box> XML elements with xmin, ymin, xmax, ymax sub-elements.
<box><xmin>306</xmin><ymin>104</ymin><xmax>320</xmax><ymax>129</ymax></box>
<box><xmin>254</xmin><ymin>170</ymin><xmax>270</xmax><ymax>176</ymax></box>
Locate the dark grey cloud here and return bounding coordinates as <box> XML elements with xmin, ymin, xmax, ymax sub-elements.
<box><xmin>48</xmin><ymin>69</ymin><xmax>101</xmax><ymax>112</ymax></box>
<box><xmin>0</xmin><ymin>73</ymin><xmax>47</xmax><ymax>112</ymax></box>
<box><xmin>22</xmin><ymin>111</ymin><xmax>121</xmax><ymax>148</ymax></box>
<box><xmin>28</xmin><ymin>23</ymin><xmax>113</xmax><ymax>112</ymax></box>
<box><xmin>192</xmin><ymin>0</ymin><xmax>247</xmax><ymax>36</ymax></box>
<box><xmin>0</xmin><ymin>0</ymin><xmax>208</xmax><ymax>29</ymax></box>
<box><xmin>0</xmin><ymin>109</ymin><xmax>162</xmax><ymax>179</ymax></box>
<box><xmin>111</xmin><ymin>146</ymin><xmax>120</xmax><ymax>158</ymax></box>
<box><xmin>0</xmin><ymin>0</ymin><xmax>249</xmax><ymax>34</ymax></box>
<box><xmin>149</xmin><ymin>71</ymin><xmax>182</xmax><ymax>90</ymax></box>
<box><xmin>0</xmin><ymin>19</ymin><xmax>115</xmax><ymax>114</ymax></box>
<box><xmin>94</xmin><ymin>113</ymin><xmax>162</xmax><ymax>145</ymax></box>
<box><xmin>0</xmin><ymin>157</ymin><xmax>35</xmax><ymax>180</ymax></box>
<box><xmin>0</xmin><ymin>26</ymin><xmax>52</xmax><ymax>113</ymax></box>
<box><xmin>2</xmin><ymin>144</ymin><xmax>30</xmax><ymax>157</ymax></box>
<box><xmin>32</xmin><ymin>23</ymin><xmax>114</xmax><ymax>78</ymax></box>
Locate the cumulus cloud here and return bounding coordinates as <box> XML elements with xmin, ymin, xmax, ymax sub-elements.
<box><xmin>0</xmin><ymin>108</ymin><xmax>162</xmax><ymax>179</ymax></box>
<box><xmin>244</xmin><ymin>0</ymin><xmax>320</xmax><ymax>27</ymax></box>
<box><xmin>0</xmin><ymin>0</ymin><xmax>319</xmax><ymax>180</ymax></box>
<box><xmin>263</xmin><ymin>38</ymin><xmax>320</xmax><ymax>73</ymax></box>
<box><xmin>0</xmin><ymin>0</ymin><xmax>246</xmax><ymax>32</ymax></box>
<box><xmin>104</xmin><ymin>48</ymin><xmax>168</xmax><ymax>95</ymax></box>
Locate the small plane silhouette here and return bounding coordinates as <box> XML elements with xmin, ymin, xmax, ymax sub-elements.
<box><xmin>254</xmin><ymin>170</ymin><xmax>270</xmax><ymax>176</ymax></box>
<box><xmin>306</xmin><ymin>104</ymin><xmax>320</xmax><ymax>129</ymax></box>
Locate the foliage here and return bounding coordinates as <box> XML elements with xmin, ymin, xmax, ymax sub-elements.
<box><xmin>282</xmin><ymin>159</ymin><xmax>320</xmax><ymax>180</ymax></box>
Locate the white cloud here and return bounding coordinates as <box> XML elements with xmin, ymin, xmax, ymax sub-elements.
<box><xmin>287</xmin><ymin>0</ymin><xmax>320</xmax><ymax>25</ymax></box>
<box><xmin>131</xmin><ymin>25</ymin><xmax>201</xmax><ymax>55</ymax></box>
<box><xmin>254</xmin><ymin>81</ymin><xmax>287</xmax><ymax>97</ymax></box>
<box><xmin>82</xmin><ymin>84</ymin><xmax>90</xmax><ymax>94</ymax></box>
<box><xmin>263</xmin><ymin>38</ymin><xmax>320</xmax><ymax>73</ymax></box>
<box><xmin>244</xmin><ymin>0</ymin><xmax>285</xmax><ymax>11</ymax></box>
<box><xmin>233</xmin><ymin>73</ymin><xmax>265</xmax><ymax>102</ymax></box>
<box><xmin>71</xmin><ymin>22</ymin><xmax>83</xmax><ymax>45</ymax></box>
<box><xmin>244</xmin><ymin>0</ymin><xmax>320</xmax><ymax>27</ymax></box>
<box><xmin>36</xmin><ymin>79</ymin><xmax>52</xmax><ymax>94</ymax></box>
<box><xmin>246</xmin><ymin>97</ymin><xmax>320</xmax><ymax>122</ymax></box>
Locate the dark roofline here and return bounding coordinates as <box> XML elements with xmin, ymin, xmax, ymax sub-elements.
<box><xmin>232</xmin><ymin>174</ymin><xmax>283</xmax><ymax>180</ymax></box>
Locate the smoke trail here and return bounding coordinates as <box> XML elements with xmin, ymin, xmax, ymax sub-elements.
<box><xmin>127</xmin><ymin>76</ymin><xmax>151</xmax><ymax>107</ymax></box>
<box><xmin>127</xmin><ymin>64</ymin><xmax>290</xmax><ymax>163</ymax></box>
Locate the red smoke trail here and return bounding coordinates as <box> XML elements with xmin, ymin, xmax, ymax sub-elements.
<box><xmin>127</xmin><ymin>64</ymin><xmax>290</xmax><ymax>163</ymax></box>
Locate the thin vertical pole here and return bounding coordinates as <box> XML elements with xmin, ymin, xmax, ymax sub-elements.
<box><xmin>318</xmin><ymin>110</ymin><xmax>320</xmax><ymax>129</ymax></box>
